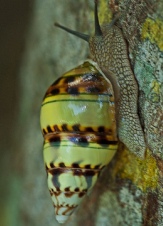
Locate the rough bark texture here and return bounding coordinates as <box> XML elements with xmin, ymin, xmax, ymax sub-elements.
<box><xmin>1</xmin><ymin>0</ymin><xmax>162</xmax><ymax>226</ymax></box>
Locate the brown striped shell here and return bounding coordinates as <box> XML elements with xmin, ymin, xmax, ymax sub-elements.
<box><xmin>40</xmin><ymin>61</ymin><xmax>118</xmax><ymax>223</ymax></box>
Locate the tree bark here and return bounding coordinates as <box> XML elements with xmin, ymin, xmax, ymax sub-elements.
<box><xmin>1</xmin><ymin>0</ymin><xmax>163</xmax><ymax>225</ymax></box>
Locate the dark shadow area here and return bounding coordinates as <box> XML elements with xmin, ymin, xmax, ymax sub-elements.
<box><xmin>0</xmin><ymin>1</ymin><xmax>32</xmax><ymax>225</ymax></box>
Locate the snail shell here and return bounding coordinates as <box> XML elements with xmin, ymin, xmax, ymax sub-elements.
<box><xmin>40</xmin><ymin>61</ymin><xmax>118</xmax><ymax>223</ymax></box>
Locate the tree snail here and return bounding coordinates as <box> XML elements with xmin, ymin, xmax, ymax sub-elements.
<box><xmin>40</xmin><ymin>0</ymin><xmax>146</xmax><ymax>224</ymax></box>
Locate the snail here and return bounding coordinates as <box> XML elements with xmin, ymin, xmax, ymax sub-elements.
<box><xmin>40</xmin><ymin>0</ymin><xmax>146</xmax><ymax>224</ymax></box>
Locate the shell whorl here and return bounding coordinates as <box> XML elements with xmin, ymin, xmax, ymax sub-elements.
<box><xmin>89</xmin><ymin>24</ymin><xmax>146</xmax><ymax>157</ymax></box>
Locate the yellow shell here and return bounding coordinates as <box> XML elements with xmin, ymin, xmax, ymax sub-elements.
<box><xmin>40</xmin><ymin>62</ymin><xmax>118</xmax><ymax>223</ymax></box>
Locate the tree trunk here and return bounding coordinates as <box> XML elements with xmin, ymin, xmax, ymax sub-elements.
<box><xmin>1</xmin><ymin>0</ymin><xmax>163</xmax><ymax>225</ymax></box>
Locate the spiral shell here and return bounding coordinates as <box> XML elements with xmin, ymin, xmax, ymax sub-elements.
<box><xmin>40</xmin><ymin>62</ymin><xmax>118</xmax><ymax>223</ymax></box>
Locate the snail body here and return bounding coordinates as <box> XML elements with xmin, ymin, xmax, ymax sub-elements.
<box><xmin>40</xmin><ymin>62</ymin><xmax>118</xmax><ymax>223</ymax></box>
<box><xmin>89</xmin><ymin>24</ymin><xmax>146</xmax><ymax>157</ymax></box>
<box><xmin>55</xmin><ymin>2</ymin><xmax>146</xmax><ymax>157</ymax></box>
